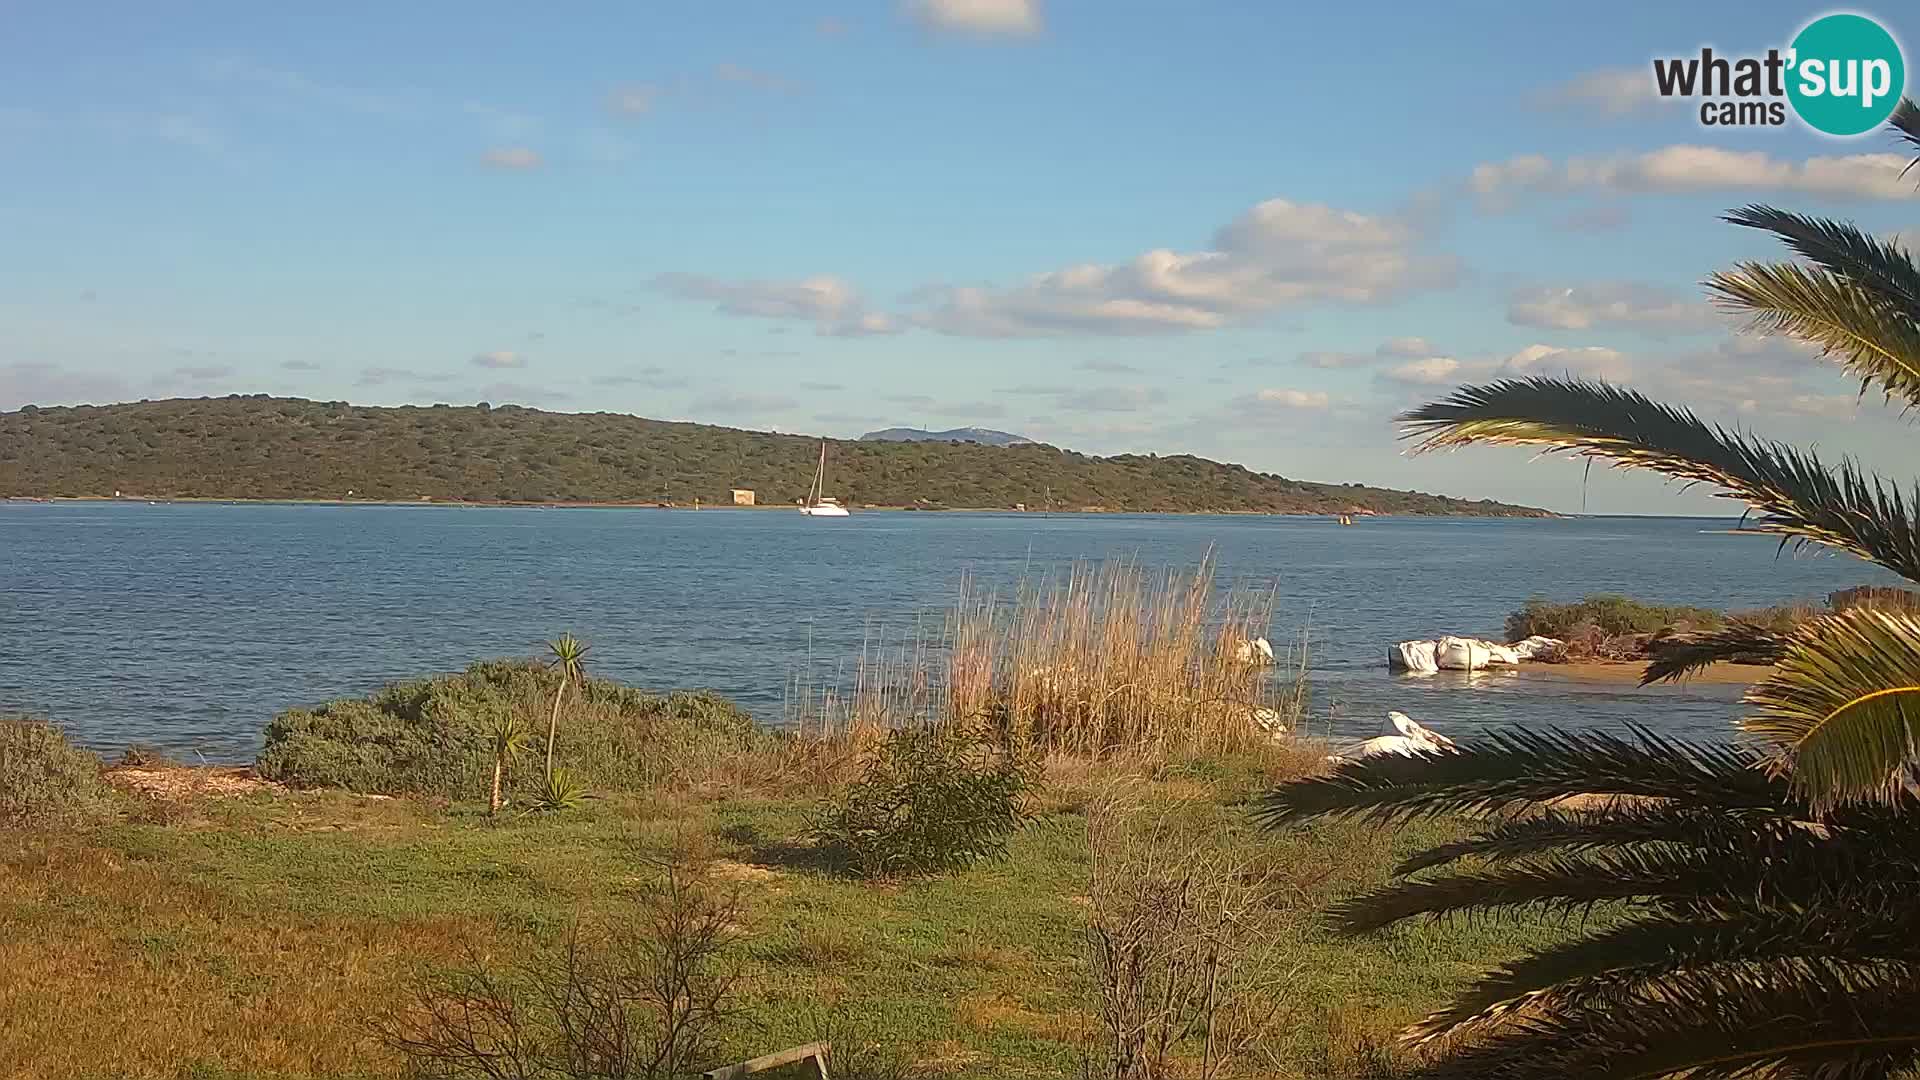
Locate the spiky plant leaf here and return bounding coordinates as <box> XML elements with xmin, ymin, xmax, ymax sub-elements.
<box><xmin>1399</xmin><ymin>377</ymin><xmax>1920</xmax><ymax>582</ymax></box>
<box><xmin>1640</xmin><ymin>622</ymin><xmax>1791</xmax><ymax>684</ymax></box>
<box><xmin>1721</xmin><ymin>204</ymin><xmax>1920</xmax><ymax>319</ymax></box>
<box><xmin>1707</xmin><ymin>261</ymin><xmax>1920</xmax><ymax>410</ymax></box>
<box><xmin>1256</xmin><ymin>726</ymin><xmax>1781</xmax><ymax>829</ymax></box>
<box><xmin>1894</xmin><ymin>97</ymin><xmax>1920</xmax><ymax>157</ymax></box>
<box><xmin>1407</xmin><ymin>911</ymin><xmax>1920</xmax><ymax>1046</ymax></box>
<box><xmin>1743</xmin><ymin>607</ymin><xmax>1920</xmax><ymax>810</ymax></box>
<box><xmin>526</xmin><ymin>767</ymin><xmax>589</xmax><ymax>813</ymax></box>
<box><xmin>1391</xmin><ymin>803</ymin><xmax>1812</xmax><ymax>877</ymax></box>
<box><xmin>1402</xmin><ymin>958</ymin><xmax>1920</xmax><ymax>1080</ymax></box>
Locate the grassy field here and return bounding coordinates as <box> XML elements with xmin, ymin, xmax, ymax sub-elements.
<box><xmin>0</xmin><ymin>750</ymin><xmax>1578</xmax><ymax>1080</ymax></box>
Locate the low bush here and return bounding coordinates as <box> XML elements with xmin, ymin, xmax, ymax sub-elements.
<box><xmin>812</xmin><ymin>723</ymin><xmax>1032</xmax><ymax>879</ymax></box>
<box><xmin>1505</xmin><ymin>594</ymin><xmax>1726</xmax><ymax>642</ymax></box>
<box><xmin>257</xmin><ymin>659</ymin><xmax>769</xmax><ymax>799</ymax></box>
<box><xmin>0</xmin><ymin>716</ymin><xmax>113</xmax><ymax>828</ymax></box>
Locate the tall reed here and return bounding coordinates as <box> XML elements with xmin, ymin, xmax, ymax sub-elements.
<box><xmin>786</xmin><ymin>555</ymin><xmax>1306</xmax><ymax>757</ymax></box>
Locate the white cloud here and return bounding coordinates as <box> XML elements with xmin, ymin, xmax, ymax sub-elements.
<box><xmin>1383</xmin><ymin>357</ymin><xmax>1464</xmax><ymax>385</ymax></box>
<box><xmin>481</xmin><ymin>146</ymin><xmax>542</xmax><ymax>170</ymax></box>
<box><xmin>906</xmin><ymin>0</ymin><xmax>1042</xmax><ymax>37</ymax></box>
<box><xmin>1533</xmin><ymin>68</ymin><xmax>1670</xmax><ymax>116</ymax></box>
<box><xmin>1300</xmin><ymin>336</ymin><xmax>1438</xmax><ymax>368</ymax></box>
<box><xmin>1079</xmin><ymin>359</ymin><xmax>1144</xmax><ymax>373</ymax></box>
<box><xmin>1378</xmin><ymin>336</ymin><xmax>1434</xmax><ymax>358</ymax></box>
<box><xmin>1249</xmin><ymin>388</ymin><xmax>1331</xmax><ymax>410</ymax></box>
<box><xmin>1499</xmin><ymin>344</ymin><xmax>1633</xmax><ymax>381</ymax></box>
<box><xmin>472</xmin><ymin>351</ymin><xmax>525</xmax><ymax>370</ymax></box>
<box><xmin>910</xmin><ymin>199</ymin><xmax>1457</xmax><ymax>337</ymax></box>
<box><xmin>652</xmin><ymin>273</ymin><xmax>900</xmax><ymax>337</ymax></box>
<box><xmin>1507</xmin><ymin>283</ymin><xmax>1720</xmax><ymax>334</ymax></box>
<box><xmin>1472</xmin><ymin>147</ymin><xmax>1920</xmax><ymax>205</ymax></box>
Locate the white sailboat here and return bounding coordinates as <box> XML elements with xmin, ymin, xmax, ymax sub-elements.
<box><xmin>799</xmin><ymin>441</ymin><xmax>850</xmax><ymax>517</ymax></box>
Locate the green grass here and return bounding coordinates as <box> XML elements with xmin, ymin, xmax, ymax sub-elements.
<box><xmin>0</xmin><ymin>756</ymin><xmax>1580</xmax><ymax>1080</ymax></box>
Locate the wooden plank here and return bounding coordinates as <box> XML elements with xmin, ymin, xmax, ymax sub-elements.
<box><xmin>703</xmin><ymin>1041</ymin><xmax>830</xmax><ymax>1080</ymax></box>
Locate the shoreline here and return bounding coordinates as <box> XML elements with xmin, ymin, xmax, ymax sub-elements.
<box><xmin>1513</xmin><ymin>660</ymin><xmax>1770</xmax><ymax>686</ymax></box>
<box><xmin>1</xmin><ymin>495</ymin><xmax>1558</xmax><ymax>518</ymax></box>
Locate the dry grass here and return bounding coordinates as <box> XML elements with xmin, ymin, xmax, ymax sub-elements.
<box><xmin>0</xmin><ymin>835</ymin><xmax>477</xmax><ymax>1079</ymax></box>
<box><xmin>789</xmin><ymin>555</ymin><xmax>1306</xmax><ymax>760</ymax></box>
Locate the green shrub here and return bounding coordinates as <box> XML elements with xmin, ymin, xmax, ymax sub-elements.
<box><xmin>1504</xmin><ymin>594</ymin><xmax>1726</xmax><ymax>641</ymax></box>
<box><xmin>812</xmin><ymin>724</ymin><xmax>1031</xmax><ymax>879</ymax></box>
<box><xmin>0</xmin><ymin>716</ymin><xmax>112</xmax><ymax>828</ymax></box>
<box><xmin>256</xmin><ymin>659</ymin><xmax>767</xmax><ymax>799</ymax></box>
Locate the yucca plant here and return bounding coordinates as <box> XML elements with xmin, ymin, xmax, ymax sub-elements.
<box><xmin>543</xmin><ymin>632</ymin><xmax>590</xmax><ymax>783</ymax></box>
<box><xmin>482</xmin><ymin>705</ymin><xmax>529</xmax><ymax>816</ymax></box>
<box><xmin>1257</xmin><ymin>101</ymin><xmax>1920</xmax><ymax>1079</ymax></box>
<box><xmin>526</xmin><ymin>767</ymin><xmax>590</xmax><ymax>814</ymax></box>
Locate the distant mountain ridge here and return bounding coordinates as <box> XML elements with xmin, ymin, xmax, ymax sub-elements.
<box><xmin>0</xmin><ymin>395</ymin><xmax>1552</xmax><ymax>517</ymax></box>
<box><xmin>859</xmin><ymin>426</ymin><xmax>1035</xmax><ymax>446</ymax></box>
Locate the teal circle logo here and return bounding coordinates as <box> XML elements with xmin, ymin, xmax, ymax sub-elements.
<box><xmin>1787</xmin><ymin>13</ymin><xmax>1905</xmax><ymax>136</ymax></box>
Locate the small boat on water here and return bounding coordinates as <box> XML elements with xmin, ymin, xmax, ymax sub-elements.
<box><xmin>799</xmin><ymin>441</ymin><xmax>850</xmax><ymax>517</ymax></box>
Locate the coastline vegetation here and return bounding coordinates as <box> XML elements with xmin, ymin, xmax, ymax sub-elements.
<box><xmin>0</xmin><ymin>395</ymin><xmax>1550</xmax><ymax>516</ymax></box>
<box><xmin>1505</xmin><ymin>585</ymin><xmax>1920</xmax><ymax>668</ymax></box>
<box><xmin>0</xmin><ymin>555</ymin><xmax>1576</xmax><ymax>1079</ymax></box>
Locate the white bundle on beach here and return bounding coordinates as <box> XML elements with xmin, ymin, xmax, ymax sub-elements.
<box><xmin>1388</xmin><ymin>639</ymin><xmax>1440</xmax><ymax>673</ymax></box>
<box><xmin>1435</xmin><ymin>636</ymin><xmax>1493</xmax><ymax>671</ymax></box>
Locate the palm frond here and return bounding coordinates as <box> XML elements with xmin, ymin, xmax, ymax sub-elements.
<box><xmin>1399</xmin><ymin>378</ymin><xmax>1920</xmax><ymax>582</ymax></box>
<box><xmin>1343</xmin><ymin>812</ymin><xmax>1920</xmax><ymax>935</ymax></box>
<box><xmin>1708</xmin><ymin>261</ymin><xmax>1920</xmax><ymax>410</ymax></box>
<box><xmin>1408</xmin><ymin>913</ymin><xmax>1920</xmax><ymax>1046</ymax></box>
<box><xmin>1722</xmin><ymin>205</ymin><xmax>1920</xmax><ymax>321</ymax></box>
<box><xmin>1392</xmin><ymin>803</ymin><xmax>1798</xmax><ymax>877</ymax></box>
<box><xmin>1256</xmin><ymin>726</ymin><xmax>1781</xmax><ymax>829</ymax></box>
<box><xmin>1743</xmin><ymin>607</ymin><xmax>1920</xmax><ymax>810</ymax></box>
<box><xmin>1403</xmin><ymin>959</ymin><xmax>1920</xmax><ymax>1080</ymax></box>
<box><xmin>1331</xmin><ymin>845</ymin><xmax>1740</xmax><ymax>934</ymax></box>
<box><xmin>1640</xmin><ymin>622</ymin><xmax>1791</xmax><ymax>684</ymax></box>
<box><xmin>1892</xmin><ymin>97</ymin><xmax>1920</xmax><ymax>158</ymax></box>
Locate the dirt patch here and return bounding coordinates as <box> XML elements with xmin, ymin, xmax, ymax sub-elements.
<box><xmin>708</xmin><ymin>859</ymin><xmax>782</xmax><ymax>883</ymax></box>
<box><xmin>104</xmin><ymin>767</ymin><xmax>283</xmax><ymax>801</ymax></box>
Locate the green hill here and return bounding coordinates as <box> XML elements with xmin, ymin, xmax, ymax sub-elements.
<box><xmin>0</xmin><ymin>395</ymin><xmax>1550</xmax><ymax>516</ymax></box>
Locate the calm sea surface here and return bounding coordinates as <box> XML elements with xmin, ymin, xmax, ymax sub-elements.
<box><xmin>1</xmin><ymin>502</ymin><xmax>1906</xmax><ymax>761</ymax></box>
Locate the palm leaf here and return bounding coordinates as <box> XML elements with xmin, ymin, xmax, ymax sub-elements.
<box><xmin>1721</xmin><ymin>205</ymin><xmax>1920</xmax><ymax>321</ymax></box>
<box><xmin>1640</xmin><ymin>622</ymin><xmax>1791</xmax><ymax>684</ymax></box>
<box><xmin>1402</xmin><ymin>958</ymin><xmax>1920</xmax><ymax>1080</ymax></box>
<box><xmin>1743</xmin><ymin>607</ymin><xmax>1920</xmax><ymax>810</ymax></box>
<box><xmin>1893</xmin><ymin>97</ymin><xmax>1920</xmax><ymax>158</ymax></box>
<box><xmin>1400</xmin><ymin>378</ymin><xmax>1920</xmax><ymax>582</ymax></box>
<box><xmin>1408</xmin><ymin>912</ymin><xmax>1920</xmax><ymax>1046</ymax></box>
<box><xmin>1257</xmin><ymin>726</ymin><xmax>1782</xmax><ymax>829</ymax></box>
<box><xmin>1392</xmin><ymin>803</ymin><xmax>1807</xmax><ymax>877</ymax></box>
<box><xmin>1707</xmin><ymin>261</ymin><xmax>1920</xmax><ymax>410</ymax></box>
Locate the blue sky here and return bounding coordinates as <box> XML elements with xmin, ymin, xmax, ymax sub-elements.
<box><xmin>3</xmin><ymin>1</ymin><xmax>1917</xmax><ymax>513</ymax></box>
